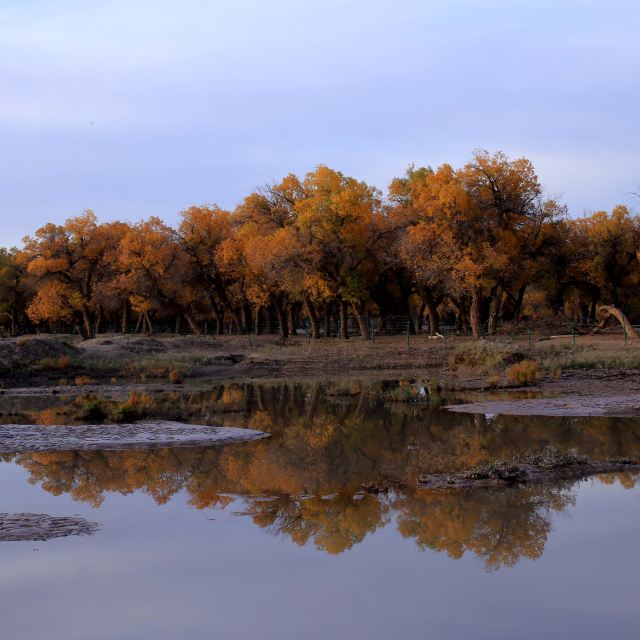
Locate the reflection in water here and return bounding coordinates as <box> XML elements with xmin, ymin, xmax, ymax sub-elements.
<box><xmin>3</xmin><ymin>381</ymin><xmax>640</xmax><ymax>568</ymax></box>
<box><xmin>397</xmin><ymin>484</ymin><xmax>575</xmax><ymax>571</ymax></box>
<box><xmin>241</xmin><ymin>493</ymin><xmax>391</xmax><ymax>555</ymax></box>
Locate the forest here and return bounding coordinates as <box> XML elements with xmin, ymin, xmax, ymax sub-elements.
<box><xmin>1</xmin><ymin>150</ymin><xmax>638</xmax><ymax>341</ymax></box>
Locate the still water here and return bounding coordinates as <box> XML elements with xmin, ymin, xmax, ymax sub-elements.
<box><xmin>1</xmin><ymin>381</ymin><xmax>639</xmax><ymax>639</ymax></box>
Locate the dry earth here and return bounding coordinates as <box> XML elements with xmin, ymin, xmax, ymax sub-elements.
<box><xmin>0</xmin><ymin>513</ymin><xmax>98</xmax><ymax>542</ymax></box>
<box><xmin>3</xmin><ymin>333</ymin><xmax>640</xmax><ymax>412</ymax></box>
<box><xmin>0</xmin><ymin>421</ymin><xmax>268</xmax><ymax>453</ymax></box>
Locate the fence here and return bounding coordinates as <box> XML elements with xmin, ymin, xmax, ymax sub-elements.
<box><xmin>6</xmin><ymin>310</ymin><xmax>640</xmax><ymax>345</ymax></box>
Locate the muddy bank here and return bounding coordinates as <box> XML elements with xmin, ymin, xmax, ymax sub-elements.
<box><xmin>418</xmin><ymin>459</ymin><xmax>640</xmax><ymax>489</ymax></box>
<box><xmin>0</xmin><ymin>421</ymin><xmax>269</xmax><ymax>453</ymax></box>
<box><xmin>448</xmin><ymin>394</ymin><xmax>640</xmax><ymax>417</ymax></box>
<box><xmin>0</xmin><ymin>513</ymin><xmax>98</xmax><ymax>541</ymax></box>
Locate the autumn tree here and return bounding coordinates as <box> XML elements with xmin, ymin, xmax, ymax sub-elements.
<box><xmin>393</xmin><ymin>151</ymin><xmax>565</xmax><ymax>338</ymax></box>
<box><xmin>24</xmin><ymin>211</ymin><xmax>127</xmax><ymax>339</ymax></box>
<box><xmin>295</xmin><ymin>166</ymin><xmax>390</xmax><ymax>338</ymax></box>
<box><xmin>118</xmin><ymin>217</ymin><xmax>202</xmax><ymax>334</ymax></box>
<box><xmin>178</xmin><ymin>205</ymin><xmax>243</xmax><ymax>334</ymax></box>
<box><xmin>567</xmin><ymin>206</ymin><xmax>640</xmax><ymax>317</ymax></box>
<box><xmin>0</xmin><ymin>247</ymin><xmax>30</xmax><ymax>335</ymax></box>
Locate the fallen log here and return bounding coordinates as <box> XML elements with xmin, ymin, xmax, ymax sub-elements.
<box><xmin>591</xmin><ymin>305</ymin><xmax>638</xmax><ymax>339</ymax></box>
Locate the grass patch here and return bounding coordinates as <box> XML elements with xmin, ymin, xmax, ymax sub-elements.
<box><xmin>451</xmin><ymin>340</ymin><xmax>525</xmax><ymax>373</ymax></box>
<box><xmin>462</xmin><ymin>446</ymin><xmax>587</xmax><ymax>480</ymax></box>
<box><xmin>516</xmin><ymin>446</ymin><xmax>586</xmax><ymax>468</ymax></box>
<box><xmin>504</xmin><ymin>359</ymin><xmax>540</xmax><ymax>386</ymax></box>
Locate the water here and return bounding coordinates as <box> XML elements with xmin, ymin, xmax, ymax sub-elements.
<box><xmin>1</xmin><ymin>381</ymin><xmax>639</xmax><ymax>639</ymax></box>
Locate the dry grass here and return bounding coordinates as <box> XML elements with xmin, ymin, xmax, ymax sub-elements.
<box><xmin>505</xmin><ymin>360</ymin><xmax>541</xmax><ymax>386</ymax></box>
<box><xmin>3</xmin><ymin>331</ymin><xmax>640</xmax><ymax>387</ymax></box>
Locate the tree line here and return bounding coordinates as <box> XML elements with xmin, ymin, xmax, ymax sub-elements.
<box><xmin>1</xmin><ymin>150</ymin><xmax>638</xmax><ymax>340</ymax></box>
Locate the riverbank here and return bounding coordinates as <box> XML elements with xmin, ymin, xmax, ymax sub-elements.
<box><xmin>2</xmin><ymin>333</ymin><xmax>640</xmax><ymax>402</ymax></box>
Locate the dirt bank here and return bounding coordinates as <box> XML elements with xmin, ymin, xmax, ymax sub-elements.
<box><xmin>0</xmin><ymin>513</ymin><xmax>98</xmax><ymax>542</ymax></box>
<box><xmin>448</xmin><ymin>394</ymin><xmax>640</xmax><ymax>417</ymax></box>
<box><xmin>418</xmin><ymin>459</ymin><xmax>640</xmax><ymax>489</ymax></box>
<box><xmin>4</xmin><ymin>333</ymin><xmax>640</xmax><ymax>402</ymax></box>
<box><xmin>0</xmin><ymin>421</ymin><xmax>269</xmax><ymax>453</ymax></box>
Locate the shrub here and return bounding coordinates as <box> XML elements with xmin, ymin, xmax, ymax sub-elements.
<box><xmin>74</xmin><ymin>375</ymin><xmax>93</xmax><ymax>387</ymax></box>
<box><xmin>384</xmin><ymin>382</ymin><xmax>430</xmax><ymax>403</ymax></box>
<box><xmin>485</xmin><ymin>373</ymin><xmax>501</xmax><ymax>388</ymax></box>
<box><xmin>505</xmin><ymin>359</ymin><xmax>540</xmax><ymax>386</ymax></box>
<box><xmin>79</xmin><ymin>398</ymin><xmax>107</xmax><ymax>422</ymax></box>
<box><xmin>168</xmin><ymin>368</ymin><xmax>184</xmax><ymax>384</ymax></box>
<box><xmin>517</xmin><ymin>446</ymin><xmax>586</xmax><ymax>468</ymax></box>
<box><xmin>112</xmin><ymin>391</ymin><xmax>154</xmax><ymax>423</ymax></box>
<box><xmin>452</xmin><ymin>341</ymin><xmax>524</xmax><ymax>372</ymax></box>
<box><xmin>57</xmin><ymin>355</ymin><xmax>72</xmax><ymax>372</ymax></box>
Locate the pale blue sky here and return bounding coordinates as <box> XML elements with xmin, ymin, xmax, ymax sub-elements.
<box><xmin>1</xmin><ymin>0</ymin><xmax>638</xmax><ymax>246</ymax></box>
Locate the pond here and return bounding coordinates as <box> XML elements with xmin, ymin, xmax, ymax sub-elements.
<box><xmin>1</xmin><ymin>381</ymin><xmax>639</xmax><ymax>639</ymax></box>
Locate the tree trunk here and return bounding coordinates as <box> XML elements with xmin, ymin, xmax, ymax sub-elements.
<box><xmin>242</xmin><ymin>303</ymin><xmax>253</xmax><ymax>334</ymax></box>
<box><xmin>216</xmin><ymin>309</ymin><xmax>225</xmax><ymax>334</ymax></box>
<box><xmin>184</xmin><ymin>312</ymin><xmax>203</xmax><ymax>335</ymax></box>
<box><xmin>351</xmin><ymin>301</ymin><xmax>370</xmax><ymax>339</ymax></box>
<box><xmin>470</xmin><ymin>289</ymin><xmax>482</xmax><ymax>340</ymax></box>
<box><xmin>81</xmin><ymin>306</ymin><xmax>93</xmax><ymax>340</ymax></box>
<box><xmin>254</xmin><ymin>306</ymin><xmax>262</xmax><ymax>336</ymax></box>
<box><xmin>229</xmin><ymin>307</ymin><xmax>244</xmax><ymax>334</ymax></box>
<box><xmin>422</xmin><ymin>289</ymin><xmax>441</xmax><ymax>336</ymax></box>
<box><xmin>339</xmin><ymin>299</ymin><xmax>349</xmax><ymax>340</ymax></box>
<box><xmin>416</xmin><ymin>302</ymin><xmax>427</xmax><ymax>333</ymax></box>
<box><xmin>144</xmin><ymin>311</ymin><xmax>153</xmax><ymax>335</ymax></box>
<box><xmin>274</xmin><ymin>298</ymin><xmax>289</xmax><ymax>339</ymax></box>
<box><xmin>121</xmin><ymin>299</ymin><xmax>130</xmax><ymax>334</ymax></box>
<box><xmin>304</xmin><ymin>295</ymin><xmax>320</xmax><ymax>339</ymax></box>
<box><xmin>592</xmin><ymin>305</ymin><xmax>639</xmax><ymax>339</ymax></box>
<box><xmin>287</xmin><ymin>304</ymin><xmax>295</xmax><ymax>336</ymax></box>
<box><xmin>513</xmin><ymin>285</ymin><xmax>526</xmax><ymax>321</ymax></box>
<box><xmin>323</xmin><ymin>301</ymin><xmax>332</xmax><ymax>337</ymax></box>
<box><xmin>487</xmin><ymin>294</ymin><xmax>500</xmax><ymax>336</ymax></box>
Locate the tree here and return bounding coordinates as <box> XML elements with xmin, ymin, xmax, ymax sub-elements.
<box><xmin>295</xmin><ymin>166</ymin><xmax>389</xmax><ymax>338</ymax></box>
<box><xmin>0</xmin><ymin>248</ymin><xmax>29</xmax><ymax>335</ymax></box>
<box><xmin>118</xmin><ymin>217</ymin><xmax>201</xmax><ymax>334</ymax></box>
<box><xmin>24</xmin><ymin>211</ymin><xmax>127</xmax><ymax>339</ymax></box>
<box><xmin>178</xmin><ymin>205</ymin><xmax>242</xmax><ymax>334</ymax></box>
<box><xmin>393</xmin><ymin>151</ymin><xmax>565</xmax><ymax>339</ymax></box>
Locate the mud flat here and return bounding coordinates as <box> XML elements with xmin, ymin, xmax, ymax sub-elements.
<box><xmin>418</xmin><ymin>458</ymin><xmax>640</xmax><ymax>490</ymax></box>
<box><xmin>447</xmin><ymin>394</ymin><xmax>640</xmax><ymax>417</ymax></box>
<box><xmin>0</xmin><ymin>421</ymin><xmax>269</xmax><ymax>453</ymax></box>
<box><xmin>0</xmin><ymin>513</ymin><xmax>99</xmax><ymax>541</ymax></box>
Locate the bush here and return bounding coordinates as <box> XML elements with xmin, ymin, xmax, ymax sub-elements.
<box><xmin>485</xmin><ymin>373</ymin><xmax>501</xmax><ymax>388</ymax></box>
<box><xmin>168</xmin><ymin>368</ymin><xmax>184</xmax><ymax>384</ymax></box>
<box><xmin>79</xmin><ymin>398</ymin><xmax>107</xmax><ymax>422</ymax></box>
<box><xmin>57</xmin><ymin>355</ymin><xmax>72</xmax><ymax>372</ymax></box>
<box><xmin>74</xmin><ymin>375</ymin><xmax>93</xmax><ymax>387</ymax></box>
<box><xmin>112</xmin><ymin>391</ymin><xmax>154</xmax><ymax>423</ymax></box>
<box><xmin>505</xmin><ymin>359</ymin><xmax>540</xmax><ymax>386</ymax></box>
<box><xmin>452</xmin><ymin>341</ymin><xmax>524</xmax><ymax>372</ymax></box>
<box><xmin>517</xmin><ymin>446</ymin><xmax>586</xmax><ymax>468</ymax></box>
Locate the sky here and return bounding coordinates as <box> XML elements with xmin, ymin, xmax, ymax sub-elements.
<box><xmin>1</xmin><ymin>0</ymin><xmax>639</xmax><ymax>246</ymax></box>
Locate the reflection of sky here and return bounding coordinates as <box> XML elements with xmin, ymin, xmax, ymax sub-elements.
<box><xmin>1</xmin><ymin>0</ymin><xmax>639</xmax><ymax>246</ymax></box>
<box><xmin>1</xmin><ymin>461</ymin><xmax>639</xmax><ymax>639</ymax></box>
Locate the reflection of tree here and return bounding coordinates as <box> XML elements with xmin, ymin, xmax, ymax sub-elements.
<box><xmin>4</xmin><ymin>381</ymin><xmax>640</xmax><ymax>563</ymax></box>
<box><xmin>396</xmin><ymin>484</ymin><xmax>576</xmax><ymax>571</ymax></box>
<box><xmin>242</xmin><ymin>493</ymin><xmax>390</xmax><ymax>554</ymax></box>
<box><xmin>9</xmin><ymin>442</ymin><xmax>638</xmax><ymax>565</ymax></box>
